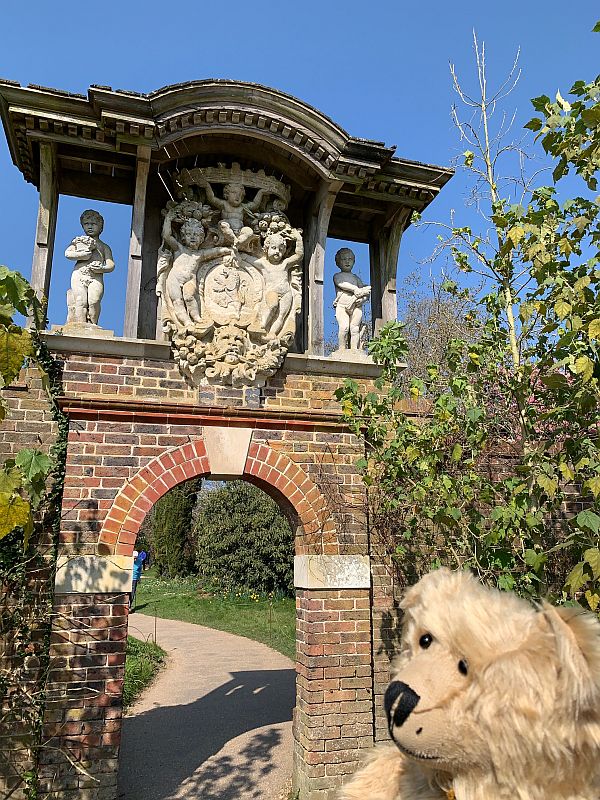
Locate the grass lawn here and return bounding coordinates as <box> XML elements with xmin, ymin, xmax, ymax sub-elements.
<box><xmin>134</xmin><ymin>573</ymin><xmax>296</xmax><ymax>660</ymax></box>
<box><xmin>123</xmin><ymin>635</ymin><xmax>166</xmax><ymax>707</ymax></box>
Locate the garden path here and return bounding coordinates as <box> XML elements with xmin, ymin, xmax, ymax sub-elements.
<box><xmin>117</xmin><ymin>613</ymin><xmax>295</xmax><ymax>800</ymax></box>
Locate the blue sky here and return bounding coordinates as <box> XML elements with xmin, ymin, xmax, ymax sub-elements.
<box><xmin>0</xmin><ymin>1</ymin><xmax>598</xmax><ymax>338</ymax></box>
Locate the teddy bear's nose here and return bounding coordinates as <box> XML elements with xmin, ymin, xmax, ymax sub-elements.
<box><xmin>385</xmin><ymin>681</ymin><xmax>420</xmax><ymax>730</ymax></box>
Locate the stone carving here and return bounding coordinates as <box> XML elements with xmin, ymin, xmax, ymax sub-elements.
<box><xmin>64</xmin><ymin>210</ymin><xmax>115</xmax><ymax>327</ymax></box>
<box><xmin>158</xmin><ymin>164</ymin><xmax>302</xmax><ymax>387</ymax></box>
<box><xmin>332</xmin><ymin>247</ymin><xmax>371</xmax><ymax>354</ymax></box>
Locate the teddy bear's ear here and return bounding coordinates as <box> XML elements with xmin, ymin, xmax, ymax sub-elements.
<box><xmin>542</xmin><ymin>603</ymin><xmax>600</xmax><ymax>712</ymax></box>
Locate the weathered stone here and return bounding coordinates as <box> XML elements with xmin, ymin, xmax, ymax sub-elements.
<box><xmin>63</xmin><ymin>210</ymin><xmax>115</xmax><ymax>328</ymax></box>
<box><xmin>157</xmin><ymin>164</ymin><xmax>303</xmax><ymax>387</ymax></box>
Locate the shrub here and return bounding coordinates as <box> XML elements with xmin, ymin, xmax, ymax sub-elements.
<box><xmin>149</xmin><ymin>477</ymin><xmax>202</xmax><ymax>577</ymax></box>
<box><xmin>195</xmin><ymin>481</ymin><xmax>294</xmax><ymax>595</ymax></box>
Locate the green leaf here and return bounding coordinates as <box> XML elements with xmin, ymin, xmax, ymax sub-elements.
<box><xmin>566</xmin><ymin>562</ymin><xmax>588</xmax><ymax>593</ymax></box>
<box><xmin>531</xmin><ymin>95</ymin><xmax>551</xmax><ymax>112</ymax></box>
<box><xmin>589</xmin><ymin>318</ymin><xmax>600</xmax><ymax>340</ymax></box>
<box><xmin>524</xmin><ymin>117</ymin><xmax>543</xmax><ymax>132</ymax></box>
<box><xmin>498</xmin><ymin>573</ymin><xmax>516</xmax><ymax>591</ymax></box>
<box><xmin>554</xmin><ymin>299</ymin><xmax>572</xmax><ymax>319</ymax></box>
<box><xmin>0</xmin><ymin>325</ymin><xmax>33</xmax><ymax>387</ymax></box>
<box><xmin>593</xmin><ymin>20</ymin><xmax>600</xmax><ymax>33</ymax></box>
<box><xmin>585</xmin><ymin>476</ymin><xmax>600</xmax><ymax>498</ymax></box>
<box><xmin>576</xmin><ymin>509</ymin><xmax>600</xmax><ymax>534</ymax></box>
<box><xmin>15</xmin><ymin>449</ymin><xmax>52</xmax><ymax>483</ymax></box>
<box><xmin>463</xmin><ymin>150</ymin><xmax>475</xmax><ymax>168</ymax></box>
<box><xmin>451</xmin><ymin>444</ymin><xmax>463</xmax><ymax>462</ymax></box>
<box><xmin>0</xmin><ymin>491</ymin><xmax>32</xmax><ymax>543</ymax></box>
<box><xmin>524</xmin><ymin>549</ymin><xmax>547</xmax><ymax>572</ymax></box>
<box><xmin>584</xmin><ymin>590</ymin><xmax>600</xmax><ymax>611</ymax></box>
<box><xmin>0</xmin><ymin>468</ymin><xmax>23</xmax><ymax>495</ymax></box>
<box><xmin>555</xmin><ymin>89</ymin><xmax>571</xmax><ymax>112</ymax></box>
<box><xmin>536</xmin><ymin>474</ymin><xmax>558</xmax><ymax>498</ymax></box>
<box><xmin>584</xmin><ymin>548</ymin><xmax>600</xmax><ymax>579</ymax></box>
<box><xmin>558</xmin><ymin>462</ymin><xmax>575</xmax><ymax>481</ymax></box>
<box><xmin>572</xmin><ymin>355</ymin><xmax>594</xmax><ymax>382</ymax></box>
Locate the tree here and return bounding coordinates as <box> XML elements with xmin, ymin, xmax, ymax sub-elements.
<box><xmin>195</xmin><ymin>481</ymin><xmax>294</xmax><ymax>594</ymax></box>
<box><xmin>336</xmin><ymin>31</ymin><xmax>600</xmax><ymax>606</ymax></box>
<box><xmin>150</xmin><ymin>477</ymin><xmax>202</xmax><ymax>577</ymax></box>
<box><xmin>396</xmin><ymin>270</ymin><xmax>475</xmax><ymax>384</ymax></box>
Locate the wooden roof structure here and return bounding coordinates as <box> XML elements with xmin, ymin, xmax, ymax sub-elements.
<box><xmin>0</xmin><ymin>78</ymin><xmax>453</xmax><ymax>349</ymax></box>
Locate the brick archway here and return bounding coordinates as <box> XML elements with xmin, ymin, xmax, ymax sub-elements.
<box><xmin>99</xmin><ymin>436</ymin><xmax>336</xmax><ymax>557</ymax></box>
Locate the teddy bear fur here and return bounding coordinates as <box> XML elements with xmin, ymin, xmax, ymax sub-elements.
<box><xmin>339</xmin><ymin>568</ymin><xmax>600</xmax><ymax>800</ymax></box>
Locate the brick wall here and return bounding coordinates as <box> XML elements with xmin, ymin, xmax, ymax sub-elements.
<box><xmin>295</xmin><ymin>589</ymin><xmax>373</xmax><ymax>800</ymax></box>
<box><xmin>2</xmin><ymin>338</ymin><xmax>385</xmax><ymax>800</ymax></box>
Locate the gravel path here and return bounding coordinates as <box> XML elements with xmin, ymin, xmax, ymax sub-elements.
<box><xmin>117</xmin><ymin>613</ymin><xmax>295</xmax><ymax>800</ymax></box>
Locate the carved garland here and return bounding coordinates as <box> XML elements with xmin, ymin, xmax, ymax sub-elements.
<box><xmin>156</xmin><ymin>163</ymin><xmax>303</xmax><ymax>388</ymax></box>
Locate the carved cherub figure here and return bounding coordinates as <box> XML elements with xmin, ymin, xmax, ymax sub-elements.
<box><xmin>333</xmin><ymin>247</ymin><xmax>371</xmax><ymax>350</ymax></box>
<box><xmin>64</xmin><ymin>210</ymin><xmax>115</xmax><ymax>325</ymax></box>
<box><xmin>245</xmin><ymin>229</ymin><xmax>304</xmax><ymax>338</ymax></box>
<box><xmin>161</xmin><ymin>209</ymin><xmax>231</xmax><ymax>328</ymax></box>
<box><xmin>199</xmin><ymin>179</ymin><xmax>272</xmax><ymax>234</ymax></box>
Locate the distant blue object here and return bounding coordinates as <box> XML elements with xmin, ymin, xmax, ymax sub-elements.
<box><xmin>132</xmin><ymin>554</ymin><xmax>144</xmax><ymax>581</ymax></box>
<box><xmin>139</xmin><ymin>551</ymin><xmax>147</xmax><ymax>562</ymax></box>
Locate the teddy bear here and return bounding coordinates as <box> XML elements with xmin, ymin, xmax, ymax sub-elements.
<box><xmin>339</xmin><ymin>568</ymin><xmax>600</xmax><ymax>800</ymax></box>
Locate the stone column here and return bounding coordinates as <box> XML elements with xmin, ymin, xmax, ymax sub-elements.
<box><xmin>294</xmin><ymin>555</ymin><xmax>373</xmax><ymax>800</ymax></box>
<box><xmin>31</xmin><ymin>141</ymin><xmax>58</xmax><ymax>308</ymax></box>
<box><xmin>123</xmin><ymin>145</ymin><xmax>151</xmax><ymax>339</ymax></box>
<box><xmin>369</xmin><ymin>207</ymin><xmax>411</xmax><ymax>335</ymax></box>
<box><xmin>304</xmin><ymin>180</ymin><xmax>343</xmax><ymax>355</ymax></box>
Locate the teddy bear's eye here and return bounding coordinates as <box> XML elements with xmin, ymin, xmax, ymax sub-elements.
<box><xmin>458</xmin><ymin>659</ymin><xmax>468</xmax><ymax>676</ymax></box>
<box><xmin>419</xmin><ymin>633</ymin><xmax>433</xmax><ymax>649</ymax></box>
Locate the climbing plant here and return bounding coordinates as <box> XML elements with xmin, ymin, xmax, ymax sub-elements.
<box><xmin>336</xmin><ymin>33</ymin><xmax>600</xmax><ymax>607</ymax></box>
<box><xmin>0</xmin><ymin>267</ymin><xmax>68</xmax><ymax>797</ymax></box>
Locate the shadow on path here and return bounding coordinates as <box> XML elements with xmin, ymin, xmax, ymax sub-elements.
<box><xmin>117</xmin><ymin>668</ymin><xmax>295</xmax><ymax>800</ymax></box>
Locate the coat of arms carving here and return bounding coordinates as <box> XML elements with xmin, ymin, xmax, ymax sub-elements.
<box><xmin>156</xmin><ymin>163</ymin><xmax>303</xmax><ymax>387</ymax></box>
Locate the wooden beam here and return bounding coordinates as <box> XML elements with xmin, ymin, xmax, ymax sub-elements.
<box><xmin>123</xmin><ymin>145</ymin><xmax>151</xmax><ymax>338</ymax></box>
<box><xmin>369</xmin><ymin>207</ymin><xmax>412</xmax><ymax>334</ymax></box>
<box><xmin>30</xmin><ymin>141</ymin><xmax>58</xmax><ymax>311</ymax></box>
<box><xmin>304</xmin><ymin>179</ymin><xmax>343</xmax><ymax>355</ymax></box>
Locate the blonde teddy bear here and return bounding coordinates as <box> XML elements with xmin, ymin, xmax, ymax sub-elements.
<box><xmin>339</xmin><ymin>569</ymin><xmax>600</xmax><ymax>800</ymax></box>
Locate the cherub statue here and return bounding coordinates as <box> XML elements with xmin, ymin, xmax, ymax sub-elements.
<box><xmin>244</xmin><ymin>229</ymin><xmax>304</xmax><ymax>338</ymax></box>
<box><xmin>333</xmin><ymin>247</ymin><xmax>371</xmax><ymax>350</ymax></box>
<box><xmin>198</xmin><ymin>178</ymin><xmax>273</xmax><ymax>234</ymax></box>
<box><xmin>64</xmin><ymin>210</ymin><xmax>115</xmax><ymax>325</ymax></box>
<box><xmin>160</xmin><ymin>209</ymin><xmax>232</xmax><ymax>328</ymax></box>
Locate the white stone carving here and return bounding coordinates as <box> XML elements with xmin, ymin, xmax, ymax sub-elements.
<box><xmin>64</xmin><ymin>210</ymin><xmax>115</xmax><ymax>328</ymax></box>
<box><xmin>158</xmin><ymin>164</ymin><xmax>303</xmax><ymax>387</ymax></box>
<box><xmin>332</xmin><ymin>247</ymin><xmax>371</xmax><ymax>354</ymax></box>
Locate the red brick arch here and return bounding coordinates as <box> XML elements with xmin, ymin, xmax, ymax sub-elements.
<box><xmin>99</xmin><ymin>437</ymin><xmax>336</xmax><ymax>557</ymax></box>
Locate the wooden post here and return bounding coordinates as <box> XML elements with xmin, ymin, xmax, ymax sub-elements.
<box><xmin>370</xmin><ymin>207</ymin><xmax>411</xmax><ymax>335</ymax></box>
<box><xmin>31</xmin><ymin>142</ymin><xmax>58</xmax><ymax>309</ymax></box>
<box><xmin>123</xmin><ymin>145</ymin><xmax>151</xmax><ymax>339</ymax></box>
<box><xmin>304</xmin><ymin>179</ymin><xmax>343</xmax><ymax>355</ymax></box>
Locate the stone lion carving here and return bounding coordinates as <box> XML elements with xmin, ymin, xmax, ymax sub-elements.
<box><xmin>157</xmin><ymin>164</ymin><xmax>302</xmax><ymax>387</ymax></box>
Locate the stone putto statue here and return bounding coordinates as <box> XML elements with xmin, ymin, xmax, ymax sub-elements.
<box><xmin>64</xmin><ymin>210</ymin><xmax>115</xmax><ymax>327</ymax></box>
<box><xmin>157</xmin><ymin>163</ymin><xmax>302</xmax><ymax>387</ymax></box>
<box><xmin>332</xmin><ymin>247</ymin><xmax>371</xmax><ymax>353</ymax></box>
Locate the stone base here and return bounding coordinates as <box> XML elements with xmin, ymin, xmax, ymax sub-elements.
<box><xmin>50</xmin><ymin>322</ymin><xmax>114</xmax><ymax>339</ymax></box>
<box><xmin>328</xmin><ymin>348</ymin><xmax>373</xmax><ymax>364</ymax></box>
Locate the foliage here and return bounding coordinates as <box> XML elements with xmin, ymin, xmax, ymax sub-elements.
<box><xmin>337</xmin><ymin>35</ymin><xmax>600</xmax><ymax>607</ymax></box>
<box><xmin>123</xmin><ymin>636</ymin><xmax>165</xmax><ymax>707</ymax></box>
<box><xmin>0</xmin><ymin>268</ymin><xmax>55</xmax><ymax>546</ymax></box>
<box><xmin>396</xmin><ymin>270</ymin><xmax>476</xmax><ymax>384</ymax></box>
<box><xmin>0</xmin><ymin>268</ymin><xmax>68</xmax><ymax>798</ymax></box>
<box><xmin>195</xmin><ymin>481</ymin><xmax>294</xmax><ymax>595</ymax></box>
<box><xmin>136</xmin><ymin>572</ymin><xmax>295</xmax><ymax>659</ymax></box>
<box><xmin>149</xmin><ymin>477</ymin><xmax>202</xmax><ymax>577</ymax></box>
